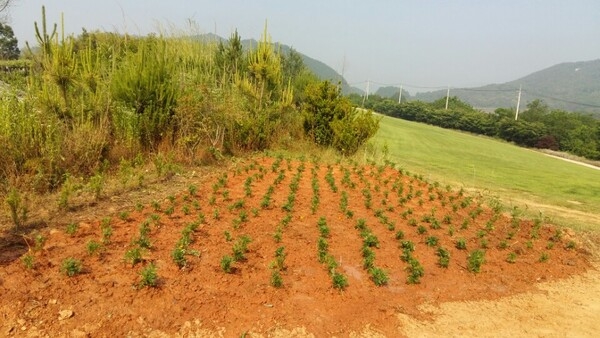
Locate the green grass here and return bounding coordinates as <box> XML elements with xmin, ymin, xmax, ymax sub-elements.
<box><xmin>373</xmin><ymin>116</ymin><xmax>600</xmax><ymax>230</ymax></box>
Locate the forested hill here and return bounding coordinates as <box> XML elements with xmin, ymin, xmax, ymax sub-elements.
<box><xmin>412</xmin><ymin>59</ymin><xmax>600</xmax><ymax>114</ymax></box>
<box><xmin>192</xmin><ymin>33</ymin><xmax>363</xmax><ymax>95</ymax></box>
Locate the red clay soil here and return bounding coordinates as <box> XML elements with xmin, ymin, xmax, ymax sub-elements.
<box><xmin>0</xmin><ymin>156</ymin><xmax>592</xmax><ymax>336</ymax></box>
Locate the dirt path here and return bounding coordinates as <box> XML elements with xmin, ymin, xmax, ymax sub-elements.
<box><xmin>397</xmin><ymin>263</ymin><xmax>600</xmax><ymax>338</ymax></box>
<box><xmin>542</xmin><ymin>153</ymin><xmax>600</xmax><ymax>171</ymax></box>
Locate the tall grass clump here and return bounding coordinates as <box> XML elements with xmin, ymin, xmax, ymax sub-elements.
<box><xmin>0</xmin><ymin>9</ymin><xmax>379</xmax><ymax>213</ymax></box>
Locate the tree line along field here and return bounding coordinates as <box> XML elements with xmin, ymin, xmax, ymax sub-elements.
<box><xmin>0</xmin><ymin>156</ymin><xmax>589</xmax><ymax>336</ymax></box>
<box><xmin>374</xmin><ymin>115</ymin><xmax>600</xmax><ymax>231</ymax></box>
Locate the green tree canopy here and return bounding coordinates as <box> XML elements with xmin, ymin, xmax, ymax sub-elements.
<box><xmin>0</xmin><ymin>22</ymin><xmax>19</xmax><ymax>59</ymax></box>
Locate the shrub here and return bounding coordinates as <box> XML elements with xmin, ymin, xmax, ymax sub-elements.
<box><xmin>5</xmin><ymin>187</ymin><xmax>28</xmax><ymax>230</ymax></box>
<box><xmin>302</xmin><ymin>80</ymin><xmax>379</xmax><ymax>155</ymax></box>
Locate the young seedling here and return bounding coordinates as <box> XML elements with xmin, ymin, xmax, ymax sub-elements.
<box><xmin>317</xmin><ymin>237</ymin><xmax>329</xmax><ymax>263</ymax></box>
<box><xmin>188</xmin><ymin>184</ymin><xmax>198</xmax><ymax>196</ymax></box>
<box><xmin>60</xmin><ymin>257</ymin><xmax>83</xmax><ymax>277</ymax></box>
<box><xmin>331</xmin><ymin>272</ymin><xmax>348</xmax><ymax>290</ymax></box>
<box><xmin>65</xmin><ymin>222</ymin><xmax>79</xmax><ymax>235</ymax></box>
<box><xmin>124</xmin><ymin>248</ymin><xmax>143</xmax><ymax>266</ymax></box>
<box><xmin>274</xmin><ymin>246</ymin><xmax>286</xmax><ymax>270</ymax></box>
<box><xmin>436</xmin><ymin>247</ymin><xmax>450</xmax><ymax>268</ymax></box>
<box><xmin>232</xmin><ymin>235</ymin><xmax>252</xmax><ymax>261</ymax></box>
<box><xmin>425</xmin><ymin>236</ymin><xmax>439</xmax><ymax>247</ymax></box>
<box><xmin>139</xmin><ymin>262</ymin><xmax>158</xmax><ymax>288</ymax></box>
<box><xmin>317</xmin><ymin>217</ymin><xmax>330</xmax><ymax>237</ymax></box>
<box><xmin>86</xmin><ymin>240</ymin><xmax>102</xmax><ymax>256</ymax></box>
<box><xmin>33</xmin><ymin>233</ymin><xmax>46</xmax><ymax>252</ymax></box>
<box><xmin>21</xmin><ymin>253</ymin><xmax>35</xmax><ymax>270</ymax></box>
<box><xmin>467</xmin><ymin>249</ymin><xmax>485</xmax><ymax>273</ymax></box>
<box><xmin>406</xmin><ymin>258</ymin><xmax>424</xmax><ymax>284</ymax></box>
<box><xmin>270</xmin><ymin>270</ymin><xmax>283</xmax><ymax>288</ymax></box>
<box><xmin>221</xmin><ymin>255</ymin><xmax>234</xmax><ymax>273</ymax></box>
<box><xmin>369</xmin><ymin>267</ymin><xmax>389</xmax><ymax>286</ymax></box>
<box><xmin>101</xmin><ymin>219</ymin><xmax>113</xmax><ymax>244</ymax></box>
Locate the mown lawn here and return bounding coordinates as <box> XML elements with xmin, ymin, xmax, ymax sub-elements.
<box><xmin>372</xmin><ymin>115</ymin><xmax>600</xmax><ymax>229</ymax></box>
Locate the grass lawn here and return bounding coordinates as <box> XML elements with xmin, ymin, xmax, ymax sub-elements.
<box><xmin>372</xmin><ymin>115</ymin><xmax>600</xmax><ymax>230</ymax></box>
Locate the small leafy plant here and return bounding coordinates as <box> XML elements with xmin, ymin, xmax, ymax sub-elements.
<box><xmin>86</xmin><ymin>240</ymin><xmax>102</xmax><ymax>256</ymax></box>
<box><xmin>270</xmin><ymin>270</ymin><xmax>283</xmax><ymax>288</ymax></box>
<box><xmin>60</xmin><ymin>257</ymin><xmax>83</xmax><ymax>277</ymax></box>
<box><xmin>5</xmin><ymin>187</ymin><xmax>28</xmax><ymax>230</ymax></box>
<box><xmin>221</xmin><ymin>255</ymin><xmax>234</xmax><ymax>273</ymax></box>
<box><xmin>369</xmin><ymin>267</ymin><xmax>389</xmax><ymax>286</ymax></box>
<box><xmin>467</xmin><ymin>249</ymin><xmax>485</xmax><ymax>273</ymax></box>
<box><xmin>436</xmin><ymin>247</ymin><xmax>450</xmax><ymax>268</ymax></box>
<box><xmin>65</xmin><ymin>222</ymin><xmax>79</xmax><ymax>235</ymax></box>
<box><xmin>455</xmin><ymin>238</ymin><xmax>467</xmax><ymax>250</ymax></box>
<box><xmin>125</xmin><ymin>247</ymin><xmax>143</xmax><ymax>266</ymax></box>
<box><xmin>21</xmin><ymin>253</ymin><xmax>35</xmax><ymax>269</ymax></box>
<box><xmin>139</xmin><ymin>262</ymin><xmax>158</xmax><ymax>288</ymax></box>
<box><xmin>332</xmin><ymin>272</ymin><xmax>349</xmax><ymax>290</ymax></box>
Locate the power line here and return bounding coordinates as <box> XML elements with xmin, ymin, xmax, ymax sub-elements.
<box><xmin>348</xmin><ymin>78</ymin><xmax>600</xmax><ymax>109</ymax></box>
<box><xmin>522</xmin><ymin>89</ymin><xmax>600</xmax><ymax>109</ymax></box>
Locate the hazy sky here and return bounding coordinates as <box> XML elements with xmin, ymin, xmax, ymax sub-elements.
<box><xmin>7</xmin><ymin>0</ymin><xmax>600</xmax><ymax>93</ymax></box>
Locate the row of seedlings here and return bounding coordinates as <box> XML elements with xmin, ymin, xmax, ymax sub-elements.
<box><xmin>270</xmin><ymin>159</ymin><xmax>306</xmax><ymax>287</ymax></box>
<box><xmin>355</xmin><ymin>218</ymin><xmax>389</xmax><ymax>286</ymax></box>
<box><xmin>316</xmin><ymin>216</ymin><xmax>349</xmax><ymax>290</ymax></box>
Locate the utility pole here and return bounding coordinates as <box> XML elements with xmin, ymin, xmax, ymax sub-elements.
<box><xmin>445</xmin><ymin>86</ymin><xmax>450</xmax><ymax>110</ymax></box>
<box><xmin>361</xmin><ymin>80</ymin><xmax>370</xmax><ymax>107</ymax></box>
<box><xmin>398</xmin><ymin>85</ymin><xmax>403</xmax><ymax>104</ymax></box>
<box><xmin>515</xmin><ymin>85</ymin><xmax>522</xmax><ymax>120</ymax></box>
<box><xmin>339</xmin><ymin>54</ymin><xmax>346</xmax><ymax>90</ymax></box>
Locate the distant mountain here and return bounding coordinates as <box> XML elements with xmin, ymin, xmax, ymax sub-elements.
<box><xmin>192</xmin><ymin>34</ymin><xmax>363</xmax><ymax>95</ymax></box>
<box><xmin>374</xmin><ymin>86</ymin><xmax>411</xmax><ymax>102</ymax></box>
<box><xmin>412</xmin><ymin>59</ymin><xmax>600</xmax><ymax>114</ymax></box>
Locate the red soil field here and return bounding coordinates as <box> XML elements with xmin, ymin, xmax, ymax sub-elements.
<box><xmin>0</xmin><ymin>156</ymin><xmax>592</xmax><ymax>336</ymax></box>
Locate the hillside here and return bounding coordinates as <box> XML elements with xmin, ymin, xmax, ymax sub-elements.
<box><xmin>373</xmin><ymin>115</ymin><xmax>600</xmax><ymax>229</ymax></box>
<box><xmin>411</xmin><ymin>59</ymin><xmax>600</xmax><ymax>114</ymax></box>
<box><xmin>192</xmin><ymin>33</ymin><xmax>363</xmax><ymax>95</ymax></box>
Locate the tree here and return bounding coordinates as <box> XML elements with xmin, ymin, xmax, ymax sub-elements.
<box><xmin>0</xmin><ymin>0</ymin><xmax>13</xmax><ymax>13</ymax></box>
<box><xmin>302</xmin><ymin>80</ymin><xmax>379</xmax><ymax>154</ymax></box>
<box><xmin>214</xmin><ymin>29</ymin><xmax>244</xmax><ymax>84</ymax></box>
<box><xmin>281</xmin><ymin>47</ymin><xmax>304</xmax><ymax>81</ymax></box>
<box><xmin>0</xmin><ymin>22</ymin><xmax>19</xmax><ymax>59</ymax></box>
